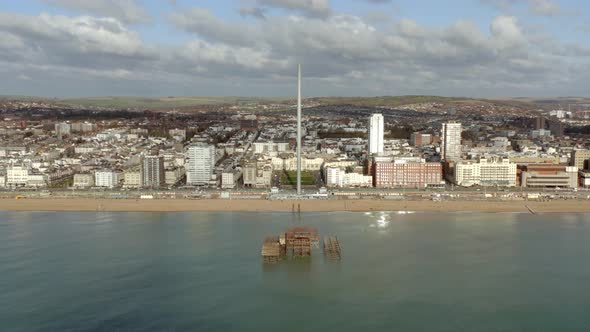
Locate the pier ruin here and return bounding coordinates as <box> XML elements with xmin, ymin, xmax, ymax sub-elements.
<box><xmin>261</xmin><ymin>227</ymin><xmax>341</xmax><ymax>263</ymax></box>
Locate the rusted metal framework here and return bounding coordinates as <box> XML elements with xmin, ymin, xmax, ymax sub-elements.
<box><xmin>286</xmin><ymin>227</ymin><xmax>319</xmax><ymax>257</ymax></box>
<box><xmin>261</xmin><ymin>237</ymin><xmax>281</xmax><ymax>264</ymax></box>
<box><xmin>323</xmin><ymin>236</ymin><xmax>342</xmax><ymax>260</ymax></box>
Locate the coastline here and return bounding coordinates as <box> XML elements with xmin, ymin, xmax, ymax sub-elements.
<box><xmin>1</xmin><ymin>198</ymin><xmax>590</xmax><ymax>213</ymax></box>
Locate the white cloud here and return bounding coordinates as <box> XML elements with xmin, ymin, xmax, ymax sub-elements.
<box><xmin>257</xmin><ymin>0</ymin><xmax>331</xmax><ymax>17</ymax></box>
<box><xmin>0</xmin><ymin>6</ymin><xmax>588</xmax><ymax>98</ymax></box>
<box><xmin>482</xmin><ymin>0</ymin><xmax>562</xmax><ymax>17</ymax></box>
<box><xmin>42</xmin><ymin>0</ymin><xmax>152</xmax><ymax>24</ymax></box>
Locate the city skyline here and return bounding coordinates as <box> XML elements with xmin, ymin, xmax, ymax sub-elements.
<box><xmin>1</xmin><ymin>0</ymin><xmax>590</xmax><ymax>98</ymax></box>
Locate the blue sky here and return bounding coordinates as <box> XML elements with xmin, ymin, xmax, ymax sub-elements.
<box><xmin>0</xmin><ymin>0</ymin><xmax>589</xmax><ymax>97</ymax></box>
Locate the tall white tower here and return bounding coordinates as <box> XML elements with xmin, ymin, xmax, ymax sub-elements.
<box><xmin>368</xmin><ymin>114</ymin><xmax>384</xmax><ymax>155</ymax></box>
<box><xmin>297</xmin><ymin>64</ymin><xmax>302</xmax><ymax>195</ymax></box>
<box><xmin>187</xmin><ymin>144</ymin><xmax>216</xmax><ymax>185</ymax></box>
<box><xmin>441</xmin><ymin>122</ymin><xmax>462</xmax><ymax>161</ymax></box>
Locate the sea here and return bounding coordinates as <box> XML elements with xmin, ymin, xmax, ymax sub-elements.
<box><xmin>2</xmin><ymin>211</ymin><xmax>590</xmax><ymax>331</ymax></box>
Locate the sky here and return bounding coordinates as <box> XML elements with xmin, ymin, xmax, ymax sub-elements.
<box><xmin>0</xmin><ymin>0</ymin><xmax>589</xmax><ymax>98</ymax></box>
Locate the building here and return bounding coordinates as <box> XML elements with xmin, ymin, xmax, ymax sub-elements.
<box><xmin>441</xmin><ymin>122</ymin><xmax>462</xmax><ymax>161</ymax></box>
<box><xmin>520</xmin><ymin>165</ymin><xmax>578</xmax><ymax>189</ymax></box>
<box><xmin>73</xmin><ymin>173</ymin><xmax>94</xmax><ymax>188</ymax></box>
<box><xmin>325</xmin><ymin>166</ymin><xmax>343</xmax><ymax>188</ymax></box>
<box><xmin>141</xmin><ymin>155</ymin><xmax>165</xmax><ymax>188</ymax></box>
<box><xmin>165</xmin><ymin>167</ymin><xmax>185</xmax><ymax>186</ymax></box>
<box><xmin>570</xmin><ymin>149</ymin><xmax>590</xmax><ymax>170</ymax></box>
<box><xmin>534</xmin><ymin>116</ymin><xmax>546</xmax><ymax>130</ymax></box>
<box><xmin>221</xmin><ymin>171</ymin><xmax>240</xmax><ymax>189</ymax></box>
<box><xmin>454</xmin><ymin>158</ymin><xmax>517</xmax><ymax>187</ymax></box>
<box><xmin>579</xmin><ymin>171</ymin><xmax>590</xmax><ymax>188</ymax></box>
<box><xmin>94</xmin><ymin>170</ymin><xmax>119</xmax><ymax>188</ymax></box>
<box><xmin>531</xmin><ymin>129</ymin><xmax>552</xmax><ymax>139</ymax></box>
<box><xmin>410</xmin><ymin>132</ymin><xmax>432</xmax><ymax>147</ymax></box>
<box><xmin>368</xmin><ymin>114</ymin><xmax>384</xmax><ymax>155</ymax></box>
<box><xmin>342</xmin><ymin>173</ymin><xmax>372</xmax><ymax>188</ymax></box>
<box><xmin>27</xmin><ymin>174</ymin><xmax>47</xmax><ymax>188</ymax></box>
<box><xmin>242</xmin><ymin>160</ymin><xmax>257</xmax><ymax>188</ymax></box>
<box><xmin>169</xmin><ymin>128</ymin><xmax>187</xmax><ymax>141</ymax></box>
<box><xmin>240</xmin><ymin>119</ymin><xmax>258</xmax><ymax>131</ymax></box>
<box><xmin>6</xmin><ymin>165</ymin><xmax>29</xmax><ymax>187</ymax></box>
<box><xmin>71</xmin><ymin>122</ymin><xmax>97</xmax><ymax>132</ymax></box>
<box><xmin>373</xmin><ymin>160</ymin><xmax>442</xmax><ymax>188</ymax></box>
<box><xmin>123</xmin><ymin>170</ymin><xmax>141</xmax><ymax>188</ymax></box>
<box><xmin>253</xmin><ymin>141</ymin><xmax>290</xmax><ymax>154</ymax></box>
<box><xmin>55</xmin><ymin>122</ymin><xmax>71</xmax><ymax>139</ymax></box>
<box><xmin>548</xmin><ymin>118</ymin><xmax>564</xmax><ymax>137</ymax></box>
<box><xmin>187</xmin><ymin>144</ymin><xmax>216</xmax><ymax>186</ymax></box>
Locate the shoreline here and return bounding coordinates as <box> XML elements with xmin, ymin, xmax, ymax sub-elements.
<box><xmin>1</xmin><ymin>198</ymin><xmax>590</xmax><ymax>213</ymax></box>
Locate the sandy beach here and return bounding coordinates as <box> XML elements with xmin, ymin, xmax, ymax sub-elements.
<box><xmin>1</xmin><ymin>198</ymin><xmax>590</xmax><ymax>213</ymax></box>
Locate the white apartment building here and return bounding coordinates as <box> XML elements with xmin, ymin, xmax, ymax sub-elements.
<box><xmin>95</xmin><ymin>170</ymin><xmax>119</xmax><ymax>188</ymax></box>
<box><xmin>253</xmin><ymin>141</ymin><xmax>290</xmax><ymax>154</ymax></box>
<box><xmin>0</xmin><ymin>174</ymin><xmax>5</xmax><ymax>187</ymax></box>
<box><xmin>325</xmin><ymin>166</ymin><xmax>343</xmax><ymax>188</ymax></box>
<box><xmin>27</xmin><ymin>174</ymin><xmax>47</xmax><ymax>188</ymax></box>
<box><xmin>221</xmin><ymin>171</ymin><xmax>241</xmax><ymax>189</ymax></box>
<box><xmin>73</xmin><ymin>173</ymin><xmax>95</xmax><ymax>188</ymax></box>
<box><xmin>343</xmin><ymin>173</ymin><xmax>373</xmax><ymax>188</ymax></box>
<box><xmin>187</xmin><ymin>144</ymin><xmax>216</xmax><ymax>186</ymax></box>
<box><xmin>368</xmin><ymin>114</ymin><xmax>384</xmax><ymax>155</ymax></box>
<box><xmin>441</xmin><ymin>122</ymin><xmax>462</xmax><ymax>161</ymax></box>
<box><xmin>7</xmin><ymin>166</ymin><xmax>29</xmax><ymax>186</ymax></box>
<box><xmin>55</xmin><ymin>122</ymin><xmax>71</xmax><ymax>138</ymax></box>
<box><xmin>324</xmin><ymin>166</ymin><xmax>372</xmax><ymax>188</ymax></box>
<box><xmin>455</xmin><ymin>158</ymin><xmax>517</xmax><ymax>187</ymax></box>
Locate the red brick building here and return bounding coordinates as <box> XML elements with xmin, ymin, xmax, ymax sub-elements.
<box><xmin>373</xmin><ymin>160</ymin><xmax>443</xmax><ymax>188</ymax></box>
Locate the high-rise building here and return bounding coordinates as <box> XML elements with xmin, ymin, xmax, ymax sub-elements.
<box><xmin>368</xmin><ymin>114</ymin><xmax>384</xmax><ymax>155</ymax></box>
<box><xmin>142</xmin><ymin>155</ymin><xmax>165</xmax><ymax>188</ymax></box>
<box><xmin>441</xmin><ymin>122</ymin><xmax>462</xmax><ymax>161</ymax></box>
<box><xmin>187</xmin><ymin>144</ymin><xmax>216</xmax><ymax>186</ymax></box>
<box><xmin>570</xmin><ymin>149</ymin><xmax>590</xmax><ymax>170</ymax></box>
<box><xmin>534</xmin><ymin>116</ymin><xmax>546</xmax><ymax>130</ymax></box>
<box><xmin>548</xmin><ymin>118</ymin><xmax>564</xmax><ymax>137</ymax></box>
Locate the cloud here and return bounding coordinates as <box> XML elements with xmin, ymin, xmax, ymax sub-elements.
<box><xmin>239</xmin><ymin>6</ymin><xmax>267</xmax><ymax>20</ymax></box>
<box><xmin>169</xmin><ymin>8</ymin><xmax>258</xmax><ymax>46</ymax></box>
<box><xmin>481</xmin><ymin>0</ymin><xmax>562</xmax><ymax>17</ymax></box>
<box><xmin>42</xmin><ymin>0</ymin><xmax>152</xmax><ymax>24</ymax></box>
<box><xmin>0</xmin><ymin>7</ymin><xmax>588</xmax><ymax>98</ymax></box>
<box><xmin>257</xmin><ymin>0</ymin><xmax>331</xmax><ymax>17</ymax></box>
<box><xmin>528</xmin><ymin>0</ymin><xmax>561</xmax><ymax>16</ymax></box>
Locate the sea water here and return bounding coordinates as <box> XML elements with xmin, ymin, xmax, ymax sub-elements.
<box><xmin>1</xmin><ymin>211</ymin><xmax>590</xmax><ymax>331</ymax></box>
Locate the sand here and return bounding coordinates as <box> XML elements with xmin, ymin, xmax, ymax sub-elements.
<box><xmin>0</xmin><ymin>198</ymin><xmax>589</xmax><ymax>213</ymax></box>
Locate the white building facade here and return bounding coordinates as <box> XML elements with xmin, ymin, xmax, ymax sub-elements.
<box><xmin>368</xmin><ymin>114</ymin><xmax>384</xmax><ymax>155</ymax></box>
<box><xmin>454</xmin><ymin>158</ymin><xmax>517</xmax><ymax>187</ymax></box>
<box><xmin>7</xmin><ymin>166</ymin><xmax>29</xmax><ymax>187</ymax></box>
<box><xmin>187</xmin><ymin>144</ymin><xmax>216</xmax><ymax>186</ymax></box>
<box><xmin>94</xmin><ymin>170</ymin><xmax>119</xmax><ymax>188</ymax></box>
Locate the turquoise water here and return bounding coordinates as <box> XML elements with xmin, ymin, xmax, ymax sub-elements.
<box><xmin>2</xmin><ymin>211</ymin><xmax>590</xmax><ymax>331</ymax></box>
